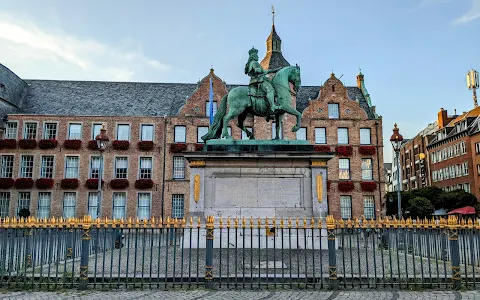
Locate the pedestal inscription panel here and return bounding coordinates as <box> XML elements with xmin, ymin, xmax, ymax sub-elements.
<box><xmin>214</xmin><ymin>177</ymin><xmax>302</xmax><ymax>208</ymax></box>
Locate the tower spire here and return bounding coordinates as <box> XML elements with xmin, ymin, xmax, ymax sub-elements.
<box><xmin>260</xmin><ymin>6</ymin><xmax>290</xmax><ymax>70</ymax></box>
<box><xmin>271</xmin><ymin>5</ymin><xmax>276</xmax><ymax>25</ymax></box>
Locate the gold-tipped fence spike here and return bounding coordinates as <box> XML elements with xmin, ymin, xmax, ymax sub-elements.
<box><xmin>288</xmin><ymin>217</ymin><xmax>292</xmax><ymax>228</ymax></box>
<box><xmin>317</xmin><ymin>218</ymin><xmax>322</xmax><ymax>228</ymax></box>
<box><xmin>257</xmin><ymin>217</ymin><xmax>261</xmax><ymax>227</ymax></box>
<box><xmin>197</xmin><ymin>217</ymin><xmax>201</xmax><ymax>228</ymax></box>
<box><xmin>273</xmin><ymin>217</ymin><xmax>277</xmax><ymax>227</ymax></box>
<box><xmin>242</xmin><ymin>217</ymin><xmax>246</xmax><ymax>228</ymax></box>
<box><xmin>227</xmin><ymin>217</ymin><xmax>231</xmax><ymax>228</ymax></box>
<box><xmin>303</xmin><ymin>217</ymin><xmax>307</xmax><ymax>229</ymax></box>
<box><xmin>295</xmin><ymin>217</ymin><xmax>299</xmax><ymax>229</ymax></box>
<box><xmin>265</xmin><ymin>217</ymin><xmax>269</xmax><ymax>229</ymax></box>
<box><xmin>310</xmin><ymin>217</ymin><xmax>315</xmax><ymax>228</ymax></box>
<box><xmin>189</xmin><ymin>217</ymin><xmax>193</xmax><ymax>228</ymax></box>
<box><xmin>250</xmin><ymin>217</ymin><xmax>254</xmax><ymax>228</ymax></box>
<box><xmin>234</xmin><ymin>217</ymin><xmax>239</xmax><ymax>229</ymax></box>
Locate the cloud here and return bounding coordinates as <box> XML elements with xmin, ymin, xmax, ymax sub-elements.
<box><xmin>451</xmin><ymin>0</ymin><xmax>480</xmax><ymax>24</ymax></box>
<box><xmin>0</xmin><ymin>13</ymin><xmax>174</xmax><ymax>82</ymax></box>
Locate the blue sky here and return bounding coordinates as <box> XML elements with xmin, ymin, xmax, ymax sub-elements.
<box><xmin>1</xmin><ymin>0</ymin><xmax>480</xmax><ymax>162</ymax></box>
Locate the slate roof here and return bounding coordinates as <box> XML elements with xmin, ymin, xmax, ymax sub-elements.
<box><xmin>12</xmin><ymin>79</ymin><xmax>375</xmax><ymax>118</ymax></box>
<box><xmin>0</xmin><ymin>64</ymin><xmax>28</xmax><ymax>117</ymax></box>
<box><xmin>260</xmin><ymin>52</ymin><xmax>290</xmax><ymax>70</ymax></box>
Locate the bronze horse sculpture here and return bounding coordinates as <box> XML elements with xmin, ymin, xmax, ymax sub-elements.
<box><xmin>201</xmin><ymin>65</ymin><xmax>302</xmax><ymax>142</ymax></box>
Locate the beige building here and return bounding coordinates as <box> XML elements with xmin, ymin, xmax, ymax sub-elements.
<box><xmin>0</xmin><ymin>22</ymin><xmax>384</xmax><ymax>220</ymax></box>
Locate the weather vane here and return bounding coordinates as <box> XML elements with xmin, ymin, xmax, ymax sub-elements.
<box><xmin>271</xmin><ymin>5</ymin><xmax>276</xmax><ymax>25</ymax></box>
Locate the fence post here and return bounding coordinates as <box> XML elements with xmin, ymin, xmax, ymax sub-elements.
<box><xmin>448</xmin><ymin>216</ymin><xmax>461</xmax><ymax>290</ymax></box>
<box><xmin>326</xmin><ymin>215</ymin><xmax>337</xmax><ymax>290</ymax></box>
<box><xmin>205</xmin><ymin>216</ymin><xmax>214</xmax><ymax>289</ymax></box>
<box><xmin>79</xmin><ymin>217</ymin><xmax>91</xmax><ymax>290</ymax></box>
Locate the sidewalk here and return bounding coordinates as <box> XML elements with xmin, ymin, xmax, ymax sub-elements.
<box><xmin>0</xmin><ymin>290</ymin><xmax>479</xmax><ymax>300</ymax></box>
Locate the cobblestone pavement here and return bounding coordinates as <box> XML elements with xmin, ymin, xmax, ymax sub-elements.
<box><xmin>0</xmin><ymin>290</ymin><xmax>480</xmax><ymax>300</ymax></box>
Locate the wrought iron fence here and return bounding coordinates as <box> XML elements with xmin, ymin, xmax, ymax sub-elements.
<box><xmin>0</xmin><ymin>215</ymin><xmax>478</xmax><ymax>290</ymax></box>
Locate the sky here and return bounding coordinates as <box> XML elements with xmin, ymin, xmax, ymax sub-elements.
<box><xmin>1</xmin><ymin>0</ymin><xmax>480</xmax><ymax>162</ymax></box>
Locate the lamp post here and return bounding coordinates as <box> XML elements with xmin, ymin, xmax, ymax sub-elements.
<box><xmin>95</xmin><ymin>124</ymin><xmax>109</xmax><ymax>219</ymax></box>
<box><xmin>390</xmin><ymin>123</ymin><xmax>404</xmax><ymax>220</ymax></box>
<box><xmin>467</xmin><ymin>69</ymin><xmax>479</xmax><ymax>107</ymax></box>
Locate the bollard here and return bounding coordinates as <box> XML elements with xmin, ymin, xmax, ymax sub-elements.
<box><xmin>205</xmin><ymin>216</ymin><xmax>214</xmax><ymax>289</ymax></box>
<box><xmin>448</xmin><ymin>216</ymin><xmax>461</xmax><ymax>290</ymax></box>
<box><xmin>326</xmin><ymin>215</ymin><xmax>337</xmax><ymax>290</ymax></box>
<box><xmin>79</xmin><ymin>218</ymin><xmax>91</xmax><ymax>290</ymax></box>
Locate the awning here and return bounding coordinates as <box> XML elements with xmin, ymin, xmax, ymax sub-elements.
<box><xmin>448</xmin><ymin>206</ymin><xmax>476</xmax><ymax>215</ymax></box>
<box><xmin>432</xmin><ymin>208</ymin><xmax>447</xmax><ymax>216</ymax></box>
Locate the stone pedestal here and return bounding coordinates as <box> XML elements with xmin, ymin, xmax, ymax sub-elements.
<box><xmin>184</xmin><ymin>140</ymin><xmax>334</xmax><ymax>220</ymax></box>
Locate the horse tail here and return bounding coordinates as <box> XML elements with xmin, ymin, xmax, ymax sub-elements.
<box><xmin>201</xmin><ymin>94</ymin><xmax>228</xmax><ymax>142</ymax></box>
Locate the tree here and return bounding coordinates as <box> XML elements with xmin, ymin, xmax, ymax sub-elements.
<box><xmin>438</xmin><ymin>189</ymin><xmax>477</xmax><ymax>210</ymax></box>
<box><xmin>407</xmin><ymin>197</ymin><xmax>434</xmax><ymax>219</ymax></box>
<box><xmin>410</xmin><ymin>186</ymin><xmax>444</xmax><ymax>209</ymax></box>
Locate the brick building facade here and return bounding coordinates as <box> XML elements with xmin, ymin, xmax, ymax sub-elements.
<box><xmin>0</xmin><ymin>22</ymin><xmax>384</xmax><ymax>220</ymax></box>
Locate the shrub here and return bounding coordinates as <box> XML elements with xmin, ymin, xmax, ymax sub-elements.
<box><xmin>18</xmin><ymin>208</ymin><xmax>31</xmax><ymax>218</ymax></box>
<box><xmin>338</xmin><ymin>181</ymin><xmax>354</xmax><ymax>192</ymax></box>
<box><xmin>360</xmin><ymin>181</ymin><xmax>377</xmax><ymax>192</ymax></box>
<box><xmin>335</xmin><ymin>146</ymin><xmax>353</xmax><ymax>156</ymax></box>
<box><xmin>314</xmin><ymin>145</ymin><xmax>331</xmax><ymax>153</ymax></box>
<box><xmin>138</xmin><ymin>141</ymin><xmax>154</xmax><ymax>151</ymax></box>
<box><xmin>0</xmin><ymin>178</ymin><xmax>15</xmax><ymax>189</ymax></box>
<box><xmin>38</xmin><ymin>139</ymin><xmax>58</xmax><ymax>149</ymax></box>
<box><xmin>64</xmin><ymin>139</ymin><xmax>82</xmax><ymax>150</ymax></box>
<box><xmin>60</xmin><ymin>178</ymin><xmax>79</xmax><ymax>189</ymax></box>
<box><xmin>18</xmin><ymin>139</ymin><xmax>37</xmax><ymax>149</ymax></box>
<box><xmin>110</xmin><ymin>179</ymin><xmax>129</xmax><ymax>189</ymax></box>
<box><xmin>15</xmin><ymin>178</ymin><xmax>34</xmax><ymax>189</ymax></box>
<box><xmin>135</xmin><ymin>179</ymin><xmax>154</xmax><ymax>189</ymax></box>
<box><xmin>359</xmin><ymin>146</ymin><xmax>376</xmax><ymax>155</ymax></box>
<box><xmin>112</xmin><ymin>140</ymin><xmax>130</xmax><ymax>150</ymax></box>
<box><xmin>0</xmin><ymin>139</ymin><xmax>17</xmax><ymax>149</ymax></box>
<box><xmin>86</xmin><ymin>178</ymin><xmax>104</xmax><ymax>189</ymax></box>
<box><xmin>88</xmin><ymin>140</ymin><xmax>98</xmax><ymax>150</ymax></box>
<box><xmin>170</xmin><ymin>143</ymin><xmax>187</xmax><ymax>153</ymax></box>
<box><xmin>36</xmin><ymin>178</ymin><xmax>54</xmax><ymax>189</ymax></box>
<box><xmin>407</xmin><ymin>197</ymin><xmax>434</xmax><ymax>219</ymax></box>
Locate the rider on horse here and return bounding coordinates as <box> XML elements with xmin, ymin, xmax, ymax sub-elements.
<box><xmin>244</xmin><ymin>47</ymin><xmax>282</xmax><ymax>115</ymax></box>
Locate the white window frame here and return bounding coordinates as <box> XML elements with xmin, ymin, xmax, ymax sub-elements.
<box><xmin>63</xmin><ymin>192</ymin><xmax>76</xmax><ymax>219</ymax></box>
<box><xmin>314</xmin><ymin>128</ymin><xmax>327</xmax><ymax>144</ymax></box>
<box><xmin>361</xmin><ymin>158</ymin><xmax>373</xmax><ymax>180</ymax></box>
<box><xmin>114</xmin><ymin>157</ymin><xmax>128</xmax><ymax>179</ymax></box>
<box><xmin>37</xmin><ymin>192</ymin><xmax>51</xmax><ymax>219</ymax></box>
<box><xmin>89</xmin><ymin>156</ymin><xmax>101</xmax><ymax>179</ymax></box>
<box><xmin>88</xmin><ymin>192</ymin><xmax>99</xmax><ymax>220</ymax></box>
<box><xmin>92</xmin><ymin>123</ymin><xmax>103</xmax><ymax>140</ymax></box>
<box><xmin>68</xmin><ymin>123</ymin><xmax>82</xmax><ymax>140</ymax></box>
<box><xmin>197</xmin><ymin>126</ymin><xmax>209</xmax><ymax>143</ymax></box>
<box><xmin>328</xmin><ymin>103</ymin><xmax>339</xmax><ymax>119</ymax></box>
<box><xmin>4</xmin><ymin>121</ymin><xmax>18</xmax><ymax>139</ymax></box>
<box><xmin>23</xmin><ymin>122</ymin><xmax>38</xmax><ymax>139</ymax></box>
<box><xmin>174</xmin><ymin>126</ymin><xmax>186</xmax><ymax>143</ymax></box>
<box><xmin>205</xmin><ymin>101</ymin><xmax>218</xmax><ymax>118</ymax></box>
<box><xmin>20</xmin><ymin>155</ymin><xmax>34</xmax><ymax>178</ymax></box>
<box><xmin>116</xmin><ymin>124</ymin><xmax>130</xmax><ymax>141</ymax></box>
<box><xmin>463</xmin><ymin>162</ymin><xmax>469</xmax><ymax>175</ymax></box>
<box><xmin>0</xmin><ymin>155</ymin><xmax>14</xmax><ymax>178</ymax></box>
<box><xmin>113</xmin><ymin>192</ymin><xmax>127</xmax><ymax>220</ymax></box>
<box><xmin>65</xmin><ymin>156</ymin><xmax>79</xmax><ymax>179</ymax></box>
<box><xmin>140</xmin><ymin>124</ymin><xmax>154</xmax><ymax>142</ymax></box>
<box><xmin>40</xmin><ymin>155</ymin><xmax>55</xmax><ymax>179</ymax></box>
<box><xmin>173</xmin><ymin>156</ymin><xmax>185</xmax><ymax>179</ymax></box>
<box><xmin>337</xmin><ymin>128</ymin><xmax>349</xmax><ymax>144</ymax></box>
<box><xmin>43</xmin><ymin>122</ymin><xmax>58</xmax><ymax>140</ymax></box>
<box><xmin>139</xmin><ymin>157</ymin><xmax>153</xmax><ymax>179</ymax></box>
<box><xmin>0</xmin><ymin>192</ymin><xmax>10</xmax><ymax>218</ymax></box>
<box><xmin>339</xmin><ymin>158</ymin><xmax>350</xmax><ymax>180</ymax></box>
<box><xmin>172</xmin><ymin>194</ymin><xmax>185</xmax><ymax>219</ymax></box>
<box><xmin>137</xmin><ymin>192</ymin><xmax>151</xmax><ymax>220</ymax></box>
<box><xmin>17</xmin><ymin>192</ymin><xmax>30</xmax><ymax>214</ymax></box>
<box><xmin>296</xmin><ymin>127</ymin><xmax>307</xmax><ymax>141</ymax></box>
<box><xmin>360</xmin><ymin>128</ymin><xmax>371</xmax><ymax>145</ymax></box>
<box><xmin>340</xmin><ymin>196</ymin><xmax>352</xmax><ymax>219</ymax></box>
<box><xmin>363</xmin><ymin>196</ymin><xmax>375</xmax><ymax>220</ymax></box>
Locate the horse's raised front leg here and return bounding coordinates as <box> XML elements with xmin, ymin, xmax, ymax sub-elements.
<box><xmin>282</xmin><ymin>106</ymin><xmax>302</xmax><ymax>132</ymax></box>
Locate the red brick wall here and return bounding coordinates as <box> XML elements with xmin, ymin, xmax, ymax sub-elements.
<box><xmin>0</xmin><ymin>71</ymin><xmax>384</xmax><ymax>220</ymax></box>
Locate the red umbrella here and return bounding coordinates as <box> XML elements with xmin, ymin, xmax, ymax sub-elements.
<box><xmin>448</xmin><ymin>206</ymin><xmax>476</xmax><ymax>215</ymax></box>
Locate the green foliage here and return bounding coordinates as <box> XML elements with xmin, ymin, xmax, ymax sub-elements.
<box><xmin>407</xmin><ymin>197</ymin><xmax>434</xmax><ymax>219</ymax></box>
<box><xmin>386</xmin><ymin>187</ymin><xmax>478</xmax><ymax>217</ymax></box>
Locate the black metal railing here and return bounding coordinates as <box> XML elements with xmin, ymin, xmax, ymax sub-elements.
<box><xmin>0</xmin><ymin>216</ymin><xmax>478</xmax><ymax>290</ymax></box>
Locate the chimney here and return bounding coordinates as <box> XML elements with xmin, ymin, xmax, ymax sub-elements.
<box><xmin>437</xmin><ymin>108</ymin><xmax>448</xmax><ymax>129</ymax></box>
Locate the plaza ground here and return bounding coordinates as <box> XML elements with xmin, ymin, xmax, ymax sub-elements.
<box><xmin>0</xmin><ymin>290</ymin><xmax>480</xmax><ymax>300</ymax></box>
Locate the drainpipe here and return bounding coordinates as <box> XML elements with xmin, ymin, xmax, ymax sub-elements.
<box><xmin>161</xmin><ymin>115</ymin><xmax>167</xmax><ymax>221</ymax></box>
<box><xmin>375</xmin><ymin>121</ymin><xmax>382</xmax><ymax>218</ymax></box>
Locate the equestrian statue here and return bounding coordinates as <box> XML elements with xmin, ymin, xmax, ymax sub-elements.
<box><xmin>201</xmin><ymin>47</ymin><xmax>302</xmax><ymax>142</ymax></box>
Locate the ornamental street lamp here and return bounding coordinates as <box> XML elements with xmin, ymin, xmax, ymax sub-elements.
<box><xmin>467</xmin><ymin>69</ymin><xmax>479</xmax><ymax>107</ymax></box>
<box><xmin>390</xmin><ymin>123</ymin><xmax>404</xmax><ymax>220</ymax></box>
<box><xmin>95</xmin><ymin>124</ymin><xmax>109</xmax><ymax>219</ymax></box>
